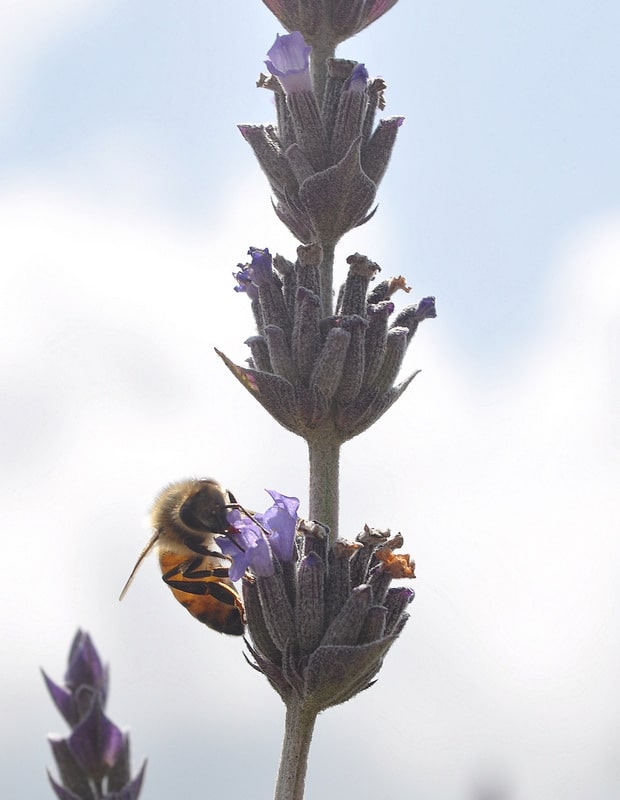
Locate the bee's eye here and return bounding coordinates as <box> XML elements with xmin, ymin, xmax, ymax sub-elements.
<box><xmin>179</xmin><ymin>485</ymin><xmax>227</xmax><ymax>533</ymax></box>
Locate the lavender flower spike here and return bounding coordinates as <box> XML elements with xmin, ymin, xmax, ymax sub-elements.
<box><xmin>242</xmin><ymin>520</ymin><xmax>416</xmax><ymax>711</ymax></box>
<box><xmin>43</xmin><ymin>630</ymin><xmax>146</xmax><ymax>800</ymax></box>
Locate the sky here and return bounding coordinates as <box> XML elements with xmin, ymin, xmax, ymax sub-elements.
<box><xmin>1</xmin><ymin>1</ymin><xmax>619</xmax><ymax>798</ymax></box>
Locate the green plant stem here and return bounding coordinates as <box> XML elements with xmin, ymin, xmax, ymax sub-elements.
<box><xmin>319</xmin><ymin>240</ymin><xmax>335</xmax><ymax>317</ymax></box>
<box><xmin>307</xmin><ymin>425</ymin><xmax>340</xmax><ymax>542</ymax></box>
<box><xmin>273</xmin><ymin>700</ymin><xmax>318</xmax><ymax>800</ymax></box>
<box><xmin>309</xmin><ymin>35</ymin><xmax>336</xmax><ymax>106</ymax></box>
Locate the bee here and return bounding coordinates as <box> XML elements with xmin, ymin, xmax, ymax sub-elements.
<box><xmin>119</xmin><ymin>478</ymin><xmax>245</xmax><ymax>635</ymax></box>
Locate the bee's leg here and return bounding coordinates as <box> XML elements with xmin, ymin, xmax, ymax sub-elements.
<box><xmin>183</xmin><ymin>565</ymin><xmax>230</xmax><ymax>580</ymax></box>
<box><xmin>161</xmin><ymin>559</ymin><xmax>201</xmax><ymax>595</ymax></box>
<box><xmin>202</xmin><ymin>580</ymin><xmax>244</xmax><ymax>607</ymax></box>
<box><xmin>163</xmin><ymin>573</ymin><xmax>241</xmax><ymax>608</ymax></box>
<box><xmin>161</xmin><ymin>558</ymin><xmax>232</xmax><ymax>596</ymax></box>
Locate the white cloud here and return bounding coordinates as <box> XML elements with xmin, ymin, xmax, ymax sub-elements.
<box><xmin>0</xmin><ymin>1</ymin><xmax>106</xmax><ymax>117</ymax></box>
<box><xmin>0</xmin><ymin>178</ymin><xmax>617</xmax><ymax>799</ymax></box>
<box><xmin>341</xmin><ymin>213</ymin><xmax>620</xmax><ymax>798</ymax></box>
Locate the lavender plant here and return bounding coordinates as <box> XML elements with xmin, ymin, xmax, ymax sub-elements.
<box><xmin>43</xmin><ymin>4</ymin><xmax>434</xmax><ymax>800</ymax></box>
<box><xmin>42</xmin><ymin>630</ymin><xmax>145</xmax><ymax>800</ymax></box>
<box><xmin>224</xmin><ymin>20</ymin><xmax>436</xmax><ymax>534</ymax></box>
<box><xmin>206</xmin><ymin>3</ymin><xmax>436</xmax><ymax>797</ymax></box>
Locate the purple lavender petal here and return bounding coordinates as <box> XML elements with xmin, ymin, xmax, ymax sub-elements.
<box><xmin>41</xmin><ymin>671</ymin><xmax>78</xmax><ymax>727</ymax></box>
<box><xmin>114</xmin><ymin>762</ymin><xmax>147</xmax><ymax>800</ymax></box>
<box><xmin>233</xmin><ymin>266</ymin><xmax>259</xmax><ymax>301</ymax></box>
<box><xmin>220</xmin><ymin>510</ymin><xmax>274</xmax><ymax>580</ymax></box>
<box><xmin>265</xmin><ymin>32</ymin><xmax>313</xmax><ymax>94</ymax></box>
<box><xmin>261</xmin><ymin>490</ymin><xmax>299</xmax><ymax>562</ymax></box>
<box><xmin>47</xmin><ymin>772</ymin><xmax>82</xmax><ymax>800</ymax></box>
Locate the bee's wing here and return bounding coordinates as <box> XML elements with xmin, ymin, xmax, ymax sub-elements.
<box><xmin>119</xmin><ymin>531</ymin><xmax>160</xmax><ymax>601</ymax></box>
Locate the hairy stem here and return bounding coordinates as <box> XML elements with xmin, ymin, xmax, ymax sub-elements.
<box><xmin>319</xmin><ymin>240</ymin><xmax>335</xmax><ymax>317</ymax></box>
<box><xmin>273</xmin><ymin>700</ymin><xmax>318</xmax><ymax>800</ymax></box>
<box><xmin>307</xmin><ymin>425</ymin><xmax>340</xmax><ymax>541</ymax></box>
<box><xmin>309</xmin><ymin>34</ymin><xmax>336</xmax><ymax>106</ymax></box>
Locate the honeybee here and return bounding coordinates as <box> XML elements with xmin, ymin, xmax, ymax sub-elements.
<box><xmin>119</xmin><ymin>478</ymin><xmax>245</xmax><ymax>635</ymax></box>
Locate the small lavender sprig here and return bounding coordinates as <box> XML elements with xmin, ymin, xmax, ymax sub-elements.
<box><xmin>222</xmin><ymin>28</ymin><xmax>436</xmax><ymax>541</ymax></box>
<box><xmin>240</xmin><ymin>30</ymin><xmax>403</xmax><ymax>304</ymax></box>
<box><xmin>216</xmin><ymin>493</ymin><xmax>415</xmax><ymax>800</ymax></box>
<box><xmin>42</xmin><ymin>630</ymin><xmax>146</xmax><ymax>800</ymax></box>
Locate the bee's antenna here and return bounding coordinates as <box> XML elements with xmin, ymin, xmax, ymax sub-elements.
<box><xmin>225</xmin><ymin>502</ymin><xmax>271</xmax><ymax>540</ymax></box>
<box><xmin>119</xmin><ymin>531</ymin><xmax>160</xmax><ymax>601</ymax></box>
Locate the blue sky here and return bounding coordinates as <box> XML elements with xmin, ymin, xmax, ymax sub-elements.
<box><xmin>1</xmin><ymin>2</ymin><xmax>619</xmax><ymax>799</ymax></box>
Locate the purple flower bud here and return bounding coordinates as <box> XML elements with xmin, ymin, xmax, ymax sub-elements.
<box><xmin>344</xmin><ymin>63</ymin><xmax>369</xmax><ymax>93</ymax></box>
<box><xmin>384</xmin><ymin>586</ymin><xmax>415</xmax><ymax>635</ymax></box>
<box><xmin>247</xmin><ymin>246</ymin><xmax>274</xmax><ymax>286</ymax></box>
<box><xmin>415</xmin><ymin>296</ymin><xmax>437</xmax><ymax>320</ymax></box>
<box><xmin>264</xmin><ymin>324</ymin><xmax>296</xmax><ymax>383</ymax></box>
<box><xmin>265</xmin><ymin>31</ymin><xmax>313</xmax><ymax>94</ymax></box>
<box><xmin>296</xmin><ymin>551</ymin><xmax>325</xmax><ymax>652</ymax></box>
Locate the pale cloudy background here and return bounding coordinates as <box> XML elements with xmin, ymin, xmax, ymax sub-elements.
<box><xmin>1</xmin><ymin>2</ymin><xmax>619</xmax><ymax>799</ymax></box>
